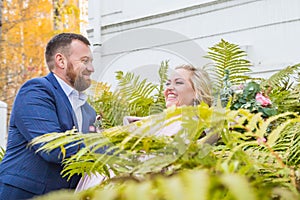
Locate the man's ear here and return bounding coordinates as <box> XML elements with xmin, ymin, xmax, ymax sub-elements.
<box><xmin>55</xmin><ymin>53</ymin><xmax>65</xmax><ymax>69</ymax></box>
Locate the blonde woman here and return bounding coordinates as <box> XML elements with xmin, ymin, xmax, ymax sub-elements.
<box><xmin>76</xmin><ymin>65</ymin><xmax>214</xmax><ymax>191</ymax></box>
<box><xmin>164</xmin><ymin>64</ymin><xmax>213</xmax><ymax>108</ymax></box>
<box><xmin>125</xmin><ymin>64</ymin><xmax>213</xmax><ymax>125</ymax></box>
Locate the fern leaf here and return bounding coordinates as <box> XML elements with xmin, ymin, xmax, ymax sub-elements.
<box><xmin>261</xmin><ymin>63</ymin><xmax>300</xmax><ymax>89</ymax></box>
<box><xmin>205</xmin><ymin>39</ymin><xmax>252</xmax><ymax>91</ymax></box>
<box><xmin>267</xmin><ymin>118</ymin><xmax>300</xmax><ymax>147</ymax></box>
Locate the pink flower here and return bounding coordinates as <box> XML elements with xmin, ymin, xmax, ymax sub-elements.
<box><xmin>89</xmin><ymin>125</ymin><xmax>96</xmax><ymax>133</ymax></box>
<box><xmin>257</xmin><ymin>137</ymin><xmax>266</xmax><ymax>145</ymax></box>
<box><xmin>255</xmin><ymin>93</ymin><xmax>272</xmax><ymax>107</ymax></box>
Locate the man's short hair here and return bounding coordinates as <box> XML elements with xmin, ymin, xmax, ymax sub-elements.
<box><xmin>45</xmin><ymin>33</ymin><xmax>91</xmax><ymax>71</ymax></box>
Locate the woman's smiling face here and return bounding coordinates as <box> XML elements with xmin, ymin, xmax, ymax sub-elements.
<box><xmin>164</xmin><ymin>68</ymin><xmax>195</xmax><ymax>108</ymax></box>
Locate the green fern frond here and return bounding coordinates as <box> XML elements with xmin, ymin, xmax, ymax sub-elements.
<box><xmin>89</xmin><ymin>61</ymin><xmax>168</xmax><ymax>128</ymax></box>
<box><xmin>261</xmin><ymin>64</ymin><xmax>300</xmax><ymax>114</ymax></box>
<box><xmin>31</xmin><ymin>105</ymin><xmax>214</xmax><ymax>177</ymax></box>
<box><xmin>269</xmin><ymin>85</ymin><xmax>300</xmax><ymax>114</ymax></box>
<box><xmin>149</xmin><ymin>61</ymin><xmax>168</xmax><ymax>114</ymax></box>
<box><xmin>91</xmin><ymin>91</ymin><xmax>129</xmax><ymax>128</ymax></box>
<box><xmin>115</xmin><ymin>70</ymin><xmax>158</xmax><ymax>116</ymax></box>
<box><xmin>116</xmin><ymin>71</ymin><xmax>157</xmax><ymax>100</ymax></box>
<box><xmin>31</xmin><ymin>107</ymin><xmax>300</xmax><ymax>199</ymax></box>
<box><xmin>205</xmin><ymin>39</ymin><xmax>252</xmax><ymax>91</ymax></box>
<box><xmin>272</xmin><ymin>123</ymin><xmax>300</xmax><ymax>166</ymax></box>
<box><xmin>261</xmin><ymin>63</ymin><xmax>300</xmax><ymax>89</ymax></box>
<box><xmin>88</xmin><ymin>81</ymin><xmax>111</xmax><ymax>100</ymax></box>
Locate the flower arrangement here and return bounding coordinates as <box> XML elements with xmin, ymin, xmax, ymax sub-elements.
<box><xmin>230</xmin><ymin>81</ymin><xmax>277</xmax><ymax>118</ymax></box>
<box><xmin>219</xmin><ymin>70</ymin><xmax>277</xmax><ymax>118</ymax></box>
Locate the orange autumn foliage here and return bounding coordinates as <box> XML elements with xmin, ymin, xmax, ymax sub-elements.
<box><xmin>0</xmin><ymin>0</ymin><xmax>83</xmax><ymax>117</ymax></box>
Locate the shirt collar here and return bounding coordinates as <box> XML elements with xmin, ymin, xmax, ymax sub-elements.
<box><xmin>54</xmin><ymin>74</ymin><xmax>73</xmax><ymax>96</ymax></box>
<box><xmin>53</xmin><ymin>74</ymin><xmax>87</xmax><ymax>102</ymax></box>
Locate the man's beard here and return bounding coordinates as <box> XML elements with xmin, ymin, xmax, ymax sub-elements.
<box><xmin>66</xmin><ymin>62</ymin><xmax>91</xmax><ymax>91</ymax></box>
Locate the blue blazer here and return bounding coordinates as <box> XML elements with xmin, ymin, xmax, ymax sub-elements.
<box><xmin>0</xmin><ymin>72</ymin><xmax>96</xmax><ymax>196</ymax></box>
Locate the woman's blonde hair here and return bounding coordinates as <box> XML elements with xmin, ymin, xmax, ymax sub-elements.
<box><xmin>175</xmin><ymin>65</ymin><xmax>213</xmax><ymax>106</ymax></box>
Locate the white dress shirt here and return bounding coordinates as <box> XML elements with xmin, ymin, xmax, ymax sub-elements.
<box><xmin>54</xmin><ymin>74</ymin><xmax>87</xmax><ymax>132</ymax></box>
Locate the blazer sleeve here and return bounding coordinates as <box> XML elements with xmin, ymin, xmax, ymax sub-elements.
<box><xmin>13</xmin><ymin>78</ymin><xmax>81</xmax><ymax>163</ymax></box>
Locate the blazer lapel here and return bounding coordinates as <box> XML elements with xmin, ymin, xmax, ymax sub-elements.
<box><xmin>45</xmin><ymin>73</ymin><xmax>78</xmax><ymax>130</ymax></box>
<box><xmin>81</xmin><ymin>106</ymin><xmax>88</xmax><ymax>133</ymax></box>
<box><xmin>81</xmin><ymin>103</ymin><xmax>96</xmax><ymax>133</ymax></box>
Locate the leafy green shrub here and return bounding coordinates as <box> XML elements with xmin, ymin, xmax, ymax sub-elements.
<box><xmin>32</xmin><ymin>106</ymin><xmax>300</xmax><ymax>200</ymax></box>
<box><xmin>31</xmin><ymin>40</ymin><xmax>300</xmax><ymax>199</ymax></box>
<box><xmin>88</xmin><ymin>61</ymin><xmax>168</xmax><ymax>129</ymax></box>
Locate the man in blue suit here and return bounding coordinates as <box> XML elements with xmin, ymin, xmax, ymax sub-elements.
<box><xmin>0</xmin><ymin>33</ymin><xmax>96</xmax><ymax>199</ymax></box>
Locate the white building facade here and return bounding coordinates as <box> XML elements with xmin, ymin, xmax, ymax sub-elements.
<box><xmin>87</xmin><ymin>0</ymin><xmax>300</xmax><ymax>88</ymax></box>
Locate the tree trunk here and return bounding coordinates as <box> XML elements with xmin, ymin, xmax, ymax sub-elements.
<box><xmin>0</xmin><ymin>0</ymin><xmax>2</xmax><ymax>38</ymax></box>
<box><xmin>0</xmin><ymin>0</ymin><xmax>3</xmax><ymax>44</ymax></box>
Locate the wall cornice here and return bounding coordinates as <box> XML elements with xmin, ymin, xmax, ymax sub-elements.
<box><xmin>102</xmin><ymin>0</ymin><xmax>262</xmax><ymax>35</ymax></box>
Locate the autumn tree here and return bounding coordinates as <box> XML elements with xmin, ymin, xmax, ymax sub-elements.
<box><xmin>0</xmin><ymin>0</ymin><xmax>82</xmax><ymax>119</ymax></box>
